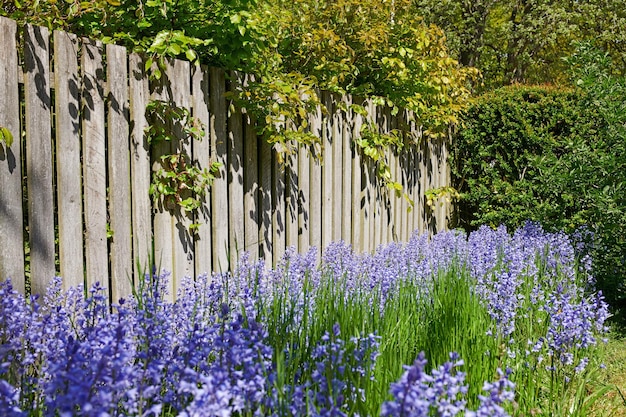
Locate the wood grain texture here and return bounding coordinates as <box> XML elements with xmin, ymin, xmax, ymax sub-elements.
<box><xmin>308</xmin><ymin>100</ymin><xmax>323</xmax><ymax>259</ymax></box>
<box><xmin>191</xmin><ymin>64</ymin><xmax>212</xmax><ymax>275</ymax></box>
<box><xmin>0</xmin><ymin>17</ymin><xmax>25</xmax><ymax>291</ymax></box>
<box><xmin>331</xmin><ymin>94</ymin><xmax>343</xmax><ymax>243</ymax></box>
<box><xmin>209</xmin><ymin>67</ymin><xmax>229</xmax><ymax>272</ymax></box>
<box><xmin>24</xmin><ymin>24</ymin><xmax>56</xmax><ymax>295</ymax></box>
<box><xmin>169</xmin><ymin>58</ymin><xmax>194</xmax><ymax>293</ymax></box>
<box><xmin>272</xmin><ymin>149</ymin><xmax>286</xmax><ymax>263</ymax></box>
<box><xmin>243</xmin><ymin>104</ymin><xmax>260</xmax><ymax>259</ymax></box>
<box><xmin>321</xmin><ymin>92</ymin><xmax>334</xmax><ymax>251</ymax></box>
<box><xmin>297</xmin><ymin>143</ymin><xmax>310</xmax><ymax>252</ymax></box>
<box><xmin>54</xmin><ymin>30</ymin><xmax>84</xmax><ymax>291</ymax></box>
<box><xmin>351</xmin><ymin>98</ymin><xmax>364</xmax><ymax>253</ymax></box>
<box><xmin>341</xmin><ymin>96</ymin><xmax>352</xmax><ymax>243</ymax></box>
<box><xmin>129</xmin><ymin>53</ymin><xmax>153</xmax><ymax>282</ymax></box>
<box><xmin>259</xmin><ymin>135</ymin><xmax>273</xmax><ymax>267</ymax></box>
<box><xmin>286</xmin><ymin>143</ymin><xmax>299</xmax><ymax>250</ymax></box>
<box><xmin>150</xmin><ymin>59</ymin><xmax>175</xmax><ymax>301</ymax></box>
<box><xmin>81</xmin><ymin>38</ymin><xmax>108</xmax><ymax>295</ymax></box>
<box><xmin>107</xmin><ymin>43</ymin><xmax>133</xmax><ymax>302</ymax></box>
<box><xmin>228</xmin><ymin>71</ymin><xmax>245</xmax><ymax>265</ymax></box>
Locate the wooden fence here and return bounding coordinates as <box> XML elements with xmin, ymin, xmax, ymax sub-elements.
<box><xmin>0</xmin><ymin>17</ymin><xmax>452</xmax><ymax>302</ymax></box>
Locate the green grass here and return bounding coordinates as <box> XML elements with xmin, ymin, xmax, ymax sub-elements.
<box><xmin>589</xmin><ymin>335</ymin><xmax>626</xmax><ymax>416</ymax></box>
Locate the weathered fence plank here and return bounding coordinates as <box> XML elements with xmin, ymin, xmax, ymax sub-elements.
<box><xmin>0</xmin><ymin>17</ymin><xmax>25</xmax><ymax>291</ymax></box>
<box><xmin>298</xmin><ymin>143</ymin><xmax>310</xmax><ymax>251</ymax></box>
<box><xmin>331</xmin><ymin>94</ymin><xmax>343</xmax><ymax>243</ymax></box>
<box><xmin>360</xmin><ymin>101</ymin><xmax>373</xmax><ymax>253</ymax></box>
<box><xmin>391</xmin><ymin>147</ymin><xmax>400</xmax><ymax>242</ymax></box>
<box><xmin>259</xmin><ymin>134</ymin><xmax>273</xmax><ymax>266</ymax></box>
<box><xmin>151</xmin><ymin>58</ymin><xmax>195</xmax><ymax>300</ymax></box>
<box><xmin>129</xmin><ymin>53</ymin><xmax>152</xmax><ymax>281</ymax></box>
<box><xmin>81</xmin><ymin>38</ymin><xmax>109</xmax><ymax>295</ymax></box>
<box><xmin>308</xmin><ymin>100</ymin><xmax>323</xmax><ymax>257</ymax></box>
<box><xmin>426</xmin><ymin>135</ymin><xmax>439</xmax><ymax>233</ymax></box>
<box><xmin>341</xmin><ymin>96</ymin><xmax>353</xmax><ymax>243</ymax></box>
<box><xmin>191</xmin><ymin>64</ymin><xmax>212</xmax><ymax>275</ymax></box>
<box><xmin>419</xmin><ymin>133</ymin><xmax>429</xmax><ymax>233</ymax></box>
<box><xmin>321</xmin><ymin>92</ymin><xmax>334</xmax><ymax>251</ymax></box>
<box><xmin>150</xmin><ymin>61</ymin><xmax>175</xmax><ymax>299</ymax></box>
<box><xmin>24</xmin><ymin>24</ymin><xmax>56</xmax><ymax>295</ymax></box>
<box><xmin>351</xmin><ymin>98</ymin><xmax>364</xmax><ymax>253</ymax></box>
<box><xmin>169</xmin><ymin>58</ymin><xmax>194</xmax><ymax>290</ymax></box>
<box><xmin>107</xmin><ymin>43</ymin><xmax>133</xmax><ymax>302</ymax></box>
<box><xmin>54</xmin><ymin>30</ymin><xmax>84</xmax><ymax>291</ymax></box>
<box><xmin>437</xmin><ymin>128</ymin><xmax>452</xmax><ymax>230</ymax></box>
<box><xmin>243</xmin><ymin>113</ymin><xmax>259</xmax><ymax>258</ymax></box>
<box><xmin>272</xmin><ymin>149</ymin><xmax>286</xmax><ymax>262</ymax></box>
<box><xmin>228</xmin><ymin>71</ymin><xmax>245</xmax><ymax>264</ymax></box>
<box><xmin>409</xmin><ymin>112</ymin><xmax>421</xmax><ymax>236</ymax></box>
<box><xmin>286</xmin><ymin>143</ymin><xmax>299</xmax><ymax>249</ymax></box>
<box><xmin>210</xmin><ymin>67</ymin><xmax>229</xmax><ymax>272</ymax></box>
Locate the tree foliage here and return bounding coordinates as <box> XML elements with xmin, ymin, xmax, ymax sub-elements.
<box><xmin>413</xmin><ymin>0</ymin><xmax>626</xmax><ymax>89</ymax></box>
<box><xmin>269</xmin><ymin>0</ymin><xmax>477</xmax><ymax>129</ymax></box>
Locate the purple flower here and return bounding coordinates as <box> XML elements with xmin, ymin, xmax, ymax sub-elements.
<box><xmin>0</xmin><ymin>380</ymin><xmax>26</xmax><ymax>417</ymax></box>
<box><xmin>382</xmin><ymin>352</ymin><xmax>469</xmax><ymax>417</ymax></box>
<box><xmin>466</xmin><ymin>369</ymin><xmax>515</xmax><ymax>417</ymax></box>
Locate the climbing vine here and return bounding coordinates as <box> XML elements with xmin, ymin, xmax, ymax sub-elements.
<box><xmin>144</xmin><ymin>100</ymin><xmax>221</xmax><ymax>232</ymax></box>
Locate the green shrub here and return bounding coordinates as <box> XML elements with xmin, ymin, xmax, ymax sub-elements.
<box><xmin>451</xmin><ymin>43</ymin><xmax>626</xmax><ymax>321</ymax></box>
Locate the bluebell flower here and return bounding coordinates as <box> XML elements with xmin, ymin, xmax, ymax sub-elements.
<box><xmin>382</xmin><ymin>352</ymin><xmax>468</xmax><ymax>417</ymax></box>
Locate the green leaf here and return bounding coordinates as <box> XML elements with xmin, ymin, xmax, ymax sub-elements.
<box><xmin>185</xmin><ymin>48</ymin><xmax>197</xmax><ymax>62</ymax></box>
<box><xmin>168</xmin><ymin>43</ymin><xmax>181</xmax><ymax>55</ymax></box>
<box><xmin>230</xmin><ymin>13</ymin><xmax>241</xmax><ymax>25</ymax></box>
<box><xmin>0</xmin><ymin>127</ymin><xmax>13</xmax><ymax>147</ymax></box>
<box><xmin>144</xmin><ymin>57</ymin><xmax>153</xmax><ymax>72</ymax></box>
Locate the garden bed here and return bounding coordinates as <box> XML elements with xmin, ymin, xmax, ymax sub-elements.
<box><xmin>0</xmin><ymin>223</ymin><xmax>616</xmax><ymax>416</ymax></box>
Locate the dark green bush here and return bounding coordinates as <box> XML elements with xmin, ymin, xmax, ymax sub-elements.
<box><xmin>451</xmin><ymin>44</ymin><xmax>626</xmax><ymax>320</ymax></box>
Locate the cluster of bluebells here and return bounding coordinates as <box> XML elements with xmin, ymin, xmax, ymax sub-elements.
<box><xmin>0</xmin><ymin>273</ymin><xmax>273</xmax><ymax>417</ymax></box>
<box><xmin>0</xmin><ymin>273</ymin><xmax>380</xmax><ymax>417</ymax></box>
<box><xmin>382</xmin><ymin>352</ymin><xmax>515</xmax><ymax>417</ymax></box>
<box><xmin>0</xmin><ymin>222</ymin><xmax>610</xmax><ymax>415</ymax></box>
<box><xmin>463</xmin><ymin>223</ymin><xmax>610</xmax><ymax>372</ymax></box>
<box><xmin>281</xmin><ymin>324</ymin><xmax>380</xmax><ymax>417</ymax></box>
